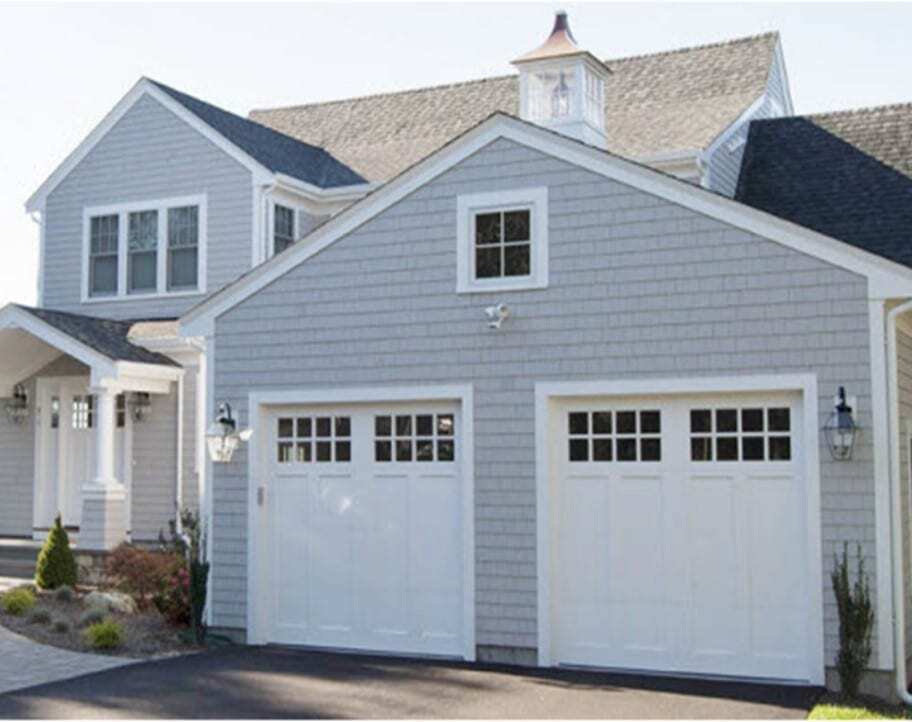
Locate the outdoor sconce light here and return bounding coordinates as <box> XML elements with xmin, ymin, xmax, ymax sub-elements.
<box><xmin>128</xmin><ymin>392</ymin><xmax>152</xmax><ymax>423</ymax></box>
<box><xmin>4</xmin><ymin>384</ymin><xmax>29</xmax><ymax>425</ymax></box>
<box><xmin>206</xmin><ymin>402</ymin><xmax>253</xmax><ymax>464</ymax></box>
<box><xmin>824</xmin><ymin>386</ymin><xmax>858</xmax><ymax>461</ymax></box>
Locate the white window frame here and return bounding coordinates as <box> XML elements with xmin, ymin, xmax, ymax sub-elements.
<box><xmin>271</xmin><ymin>201</ymin><xmax>297</xmax><ymax>257</ymax></box>
<box><xmin>81</xmin><ymin>194</ymin><xmax>207</xmax><ymax>303</ymax></box>
<box><xmin>456</xmin><ymin>187</ymin><xmax>548</xmax><ymax>294</ymax></box>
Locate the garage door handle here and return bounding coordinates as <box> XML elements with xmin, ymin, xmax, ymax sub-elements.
<box><xmin>257</xmin><ymin>486</ymin><xmax>266</xmax><ymax>507</ymax></box>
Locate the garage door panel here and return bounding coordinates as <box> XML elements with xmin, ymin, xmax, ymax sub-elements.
<box><xmin>552</xmin><ymin>392</ymin><xmax>811</xmax><ymax>682</ymax></box>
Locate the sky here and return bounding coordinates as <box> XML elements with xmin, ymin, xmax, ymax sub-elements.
<box><xmin>1</xmin><ymin>0</ymin><xmax>911</xmax><ymax>308</ymax></box>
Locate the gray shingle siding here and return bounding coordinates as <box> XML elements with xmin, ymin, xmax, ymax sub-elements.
<box><xmin>896</xmin><ymin>329</ymin><xmax>912</xmax><ymax>663</ymax></box>
<box><xmin>130</xmin><ymin>387</ymin><xmax>179</xmax><ymax>541</ymax></box>
<box><xmin>43</xmin><ymin>93</ymin><xmax>253</xmax><ymax>320</ymax></box>
<box><xmin>211</xmin><ymin>138</ymin><xmax>875</xmax><ymax>664</ymax></box>
<box><xmin>180</xmin><ymin>368</ymin><xmax>200</xmax><ymax>513</ymax></box>
<box><xmin>0</xmin><ymin>378</ymin><xmax>36</xmax><ymax>536</ymax></box>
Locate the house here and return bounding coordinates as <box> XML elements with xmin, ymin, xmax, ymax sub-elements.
<box><xmin>4</xmin><ymin>10</ymin><xmax>912</xmax><ymax>699</ymax></box>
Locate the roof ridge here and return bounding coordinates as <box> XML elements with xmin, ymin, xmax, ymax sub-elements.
<box><xmin>805</xmin><ymin>101</ymin><xmax>912</xmax><ymax>119</ymax></box>
<box><xmin>249</xmin><ymin>31</ymin><xmax>779</xmax><ymax>116</ymax></box>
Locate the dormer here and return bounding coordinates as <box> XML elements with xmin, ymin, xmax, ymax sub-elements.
<box><xmin>512</xmin><ymin>11</ymin><xmax>610</xmax><ymax>149</ymax></box>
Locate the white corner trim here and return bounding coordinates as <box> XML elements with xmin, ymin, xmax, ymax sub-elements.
<box><xmin>81</xmin><ymin>194</ymin><xmax>207</xmax><ymax>303</ymax></box>
<box><xmin>180</xmin><ymin>114</ymin><xmax>912</xmax><ymax>337</ymax></box>
<box><xmin>244</xmin><ymin>383</ymin><xmax>475</xmax><ymax>661</ymax></box>
<box><xmin>869</xmin><ymin>298</ymin><xmax>895</xmax><ymax>669</ymax></box>
<box><xmin>534</xmin><ymin>373</ymin><xmax>824</xmax><ymax>685</ymax></box>
<box><xmin>772</xmin><ymin>36</ymin><xmax>796</xmax><ymax>116</ymax></box>
<box><xmin>456</xmin><ymin>186</ymin><xmax>549</xmax><ymax>294</ymax></box>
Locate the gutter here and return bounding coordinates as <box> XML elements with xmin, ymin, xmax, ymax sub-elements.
<box><xmin>886</xmin><ymin>298</ymin><xmax>912</xmax><ymax>704</ymax></box>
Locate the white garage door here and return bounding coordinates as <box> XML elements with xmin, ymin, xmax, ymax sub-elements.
<box><xmin>551</xmin><ymin>392</ymin><xmax>812</xmax><ymax>681</ymax></box>
<box><xmin>265</xmin><ymin>401</ymin><xmax>464</xmax><ymax>657</ymax></box>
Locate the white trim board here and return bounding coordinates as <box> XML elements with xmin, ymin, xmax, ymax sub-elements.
<box><xmin>244</xmin><ymin>383</ymin><xmax>476</xmax><ymax>661</ymax></box>
<box><xmin>533</xmin><ymin>373</ymin><xmax>825</xmax><ymax>685</ymax></box>
<box><xmin>181</xmin><ymin>113</ymin><xmax>912</xmax><ymax>336</ymax></box>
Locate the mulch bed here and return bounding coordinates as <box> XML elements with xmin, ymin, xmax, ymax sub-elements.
<box><xmin>0</xmin><ymin>586</ymin><xmax>200</xmax><ymax>659</ymax></box>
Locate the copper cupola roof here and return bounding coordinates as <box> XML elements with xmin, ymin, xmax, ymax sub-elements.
<box><xmin>512</xmin><ymin>11</ymin><xmax>595</xmax><ymax>64</ymax></box>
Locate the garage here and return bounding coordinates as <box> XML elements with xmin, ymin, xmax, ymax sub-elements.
<box><xmin>259</xmin><ymin>399</ymin><xmax>468</xmax><ymax>657</ymax></box>
<box><xmin>542</xmin><ymin>386</ymin><xmax>819</xmax><ymax>683</ymax></box>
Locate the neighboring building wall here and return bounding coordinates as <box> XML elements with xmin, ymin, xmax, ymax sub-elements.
<box><xmin>43</xmin><ymin>93</ymin><xmax>253</xmax><ymax>320</ymax></box>
<box><xmin>896</xmin><ymin>327</ymin><xmax>912</xmax><ymax>664</ymax></box>
<box><xmin>210</xmin><ymin>138</ymin><xmax>875</xmax><ymax>666</ymax></box>
<box><xmin>0</xmin><ymin>378</ymin><xmax>36</xmax><ymax>536</ymax></box>
<box><xmin>131</xmin><ymin>385</ymin><xmax>179</xmax><ymax>541</ymax></box>
<box><xmin>704</xmin><ymin>41</ymin><xmax>791</xmax><ymax>197</ymax></box>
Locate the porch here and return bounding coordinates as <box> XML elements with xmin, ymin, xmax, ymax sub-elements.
<box><xmin>0</xmin><ymin>304</ymin><xmax>191</xmax><ymax>552</ymax></box>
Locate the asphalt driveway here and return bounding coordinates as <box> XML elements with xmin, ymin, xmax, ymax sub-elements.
<box><xmin>0</xmin><ymin>646</ymin><xmax>820</xmax><ymax>719</ymax></box>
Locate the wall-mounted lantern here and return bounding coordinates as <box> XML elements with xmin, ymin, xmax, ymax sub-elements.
<box><xmin>128</xmin><ymin>392</ymin><xmax>152</xmax><ymax>423</ymax></box>
<box><xmin>206</xmin><ymin>402</ymin><xmax>253</xmax><ymax>464</ymax></box>
<box><xmin>823</xmin><ymin>386</ymin><xmax>858</xmax><ymax>461</ymax></box>
<box><xmin>4</xmin><ymin>384</ymin><xmax>29</xmax><ymax>425</ymax></box>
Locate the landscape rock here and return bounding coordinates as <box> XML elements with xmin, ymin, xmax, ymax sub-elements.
<box><xmin>83</xmin><ymin>591</ymin><xmax>137</xmax><ymax>615</ymax></box>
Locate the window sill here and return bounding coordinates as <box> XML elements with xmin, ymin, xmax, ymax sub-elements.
<box><xmin>456</xmin><ymin>277</ymin><xmax>548</xmax><ymax>295</ymax></box>
<box><xmin>81</xmin><ymin>289</ymin><xmax>204</xmax><ymax>304</ymax></box>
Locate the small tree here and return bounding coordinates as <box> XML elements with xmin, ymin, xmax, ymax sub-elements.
<box><xmin>831</xmin><ymin>543</ymin><xmax>874</xmax><ymax>698</ymax></box>
<box><xmin>35</xmin><ymin>514</ymin><xmax>78</xmax><ymax>590</ymax></box>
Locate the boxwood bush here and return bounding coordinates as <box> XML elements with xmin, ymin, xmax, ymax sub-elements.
<box><xmin>84</xmin><ymin>620</ymin><xmax>123</xmax><ymax>650</ymax></box>
<box><xmin>1</xmin><ymin>588</ymin><xmax>36</xmax><ymax>616</ymax></box>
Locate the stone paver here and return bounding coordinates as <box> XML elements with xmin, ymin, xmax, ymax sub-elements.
<box><xmin>0</xmin><ymin>578</ymin><xmax>26</xmax><ymax>594</ymax></box>
<box><xmin>0</xmin><ymin>623</ymin><xmax>132</xmax><ymax>695</ymax></box>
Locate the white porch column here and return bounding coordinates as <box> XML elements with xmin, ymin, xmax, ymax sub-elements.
<box><xmin>80</xmin><ymin>387</ymin><xmax>127</xmax><ymax>550</ymax></box>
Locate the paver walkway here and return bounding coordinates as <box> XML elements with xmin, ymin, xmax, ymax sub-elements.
<box><xmin>0</xmin><ymin>624</ymin><xmax>131</xmax><ymax>695</ymax></box>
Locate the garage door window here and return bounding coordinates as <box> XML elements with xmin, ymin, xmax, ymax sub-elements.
<box><xmin>375</xmin><ymin>413</ymin><xmax>455</xmax><ymax>463</ymax></box>
<box><xmin>277</xmin><ymin>416</ymin><xmax>351</xmax><ymax>463</ymax></box>
<box><xmin>690</xmin><ymin>407</ymin><xmax>791</xmax><ymax>462</ymax></box>
<box><xmin>568</xmin><ymin>410</ymin><xmax>661</xmax><ymax>462</ymax></box>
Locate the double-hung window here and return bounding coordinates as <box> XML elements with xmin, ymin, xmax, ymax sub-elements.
<box><xmin>456</xmin><ymin>187</ymin><xmax>549</xmax><ymax>293</ymax></box>
<box><xmin>273</xmin><ymin>204</ymin><xmax>296</xmax><ymax>255</ymax></box>
<box><xmin>84</xmin><ymin>195</ymin><xmax>205</xmax><ymax>300</ymax></box>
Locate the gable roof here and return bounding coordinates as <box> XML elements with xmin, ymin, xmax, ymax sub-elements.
<box><xmin>149</xmin><ymin>80</ymin><xmax>367</xmax><ymax>189</ymax></box>
<box><xmin>15</xmin><ymin>305</ymin><xmax>179</xmax><ymax>367</ymax></box>
<box><xmin>735</xmin><ymin>110</ymin><xmax>912</xmax><ymax>269</ymax></box>
<box><xmin>181</xmin><ymin>112</ymin><xmax>912</xmax><ymax>336</ymax></box>
<box><xmin>248</xmin><ymin>33</ymin><xmax>780</xmax><ymax>182</ymax></box>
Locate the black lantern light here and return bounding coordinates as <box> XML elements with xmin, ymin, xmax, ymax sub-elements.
<box><xmin>824</xmin><ymin>386</ymin><xmax>857</xmax><ymax>461</ymax></box>
<box><xmin>4</xmin><ymin>384</ymin><xmax>29</xmax><ymax>425</ymax></box>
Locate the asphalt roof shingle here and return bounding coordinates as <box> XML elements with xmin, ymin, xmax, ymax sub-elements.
<box><xmin>735</xmin><ymin>110</ymin><xmax>912</xmax><ymax>269</ymax></box>
<box><xmin>248</xmin><ymin>33</ymin><xmax>779</xmax><ymax>182</ymax></box>
<box><xmin>150</xmin><ymin>80</ymin><xmax>367</xmax><ymax>189</ymax></box>
<box><xmin>16</xmin><ymin>306</ymin><xmax>180</xmax><ymax>367</ymax></box>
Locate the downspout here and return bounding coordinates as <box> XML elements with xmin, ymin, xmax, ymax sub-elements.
<box><xmin>886</xmin><ymin>297</ymin><xmax>912</xmax><ymax>704</ymax></box>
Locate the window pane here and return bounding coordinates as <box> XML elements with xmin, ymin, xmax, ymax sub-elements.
<box><xmin>296</xmin><ymin>443</ymin><xmax>312</xmax><ymax>463</ymax></box>
<box><xmin>437</xmin><ymin>439</ymin><xmax>455</xmax><ymax>462</ymax></box>
<box><xmin>316</xmin><ymin>417</ymin><xmax>332</xmax><ymax>437</ymax></box>
<box><xmin>641</xmin><ymin>438</ymin><xmax>661</xmax><ymax>461</ymax></box>
<box><xmin>375</xmin><ymin>416</ymin><xmax>392</xmax><ymax>437</ymax></box>
<box><xmin>504</xmin><ymin>244</ymin><xmax>530</xmax><ymax>277</ymax></box>
<box><xmin>475</xmin><ymin>213</ymin><xmax>501</xmax><ymax>245</ymax></box>
<box><xmin>396</xmin><ymin>439</ymin><xmax>412</xmax><ymax>462</ymax></box>
<box><xmin>592</xmin><ymin>411</ymin><xmax>612</xmax><ymax>434</ymax></box>
<box><xmin>503</xmin><ymin>210</ymin><xmax>530</xmax><ymax>242</ymax></box>
<box><xmin>168</xmin><ymin>247</ymin><xmax>198</xmax><ymax>290</ymax></box>
<box><xmin>593</xmin><ymin>438</ymin><xmax>612</xmax><ymax>461</ymax></box>
<box><xmin>274</xmin><ymin>204</ymin><xmax>295</xmax><ymax>254</ymax></box>
<box><xmin>316</xmin><ymin>441</ymin><xmax>332</xmax><ymax>462</ymax></box>
<box><xmin>717</xmin><ymin>436</ymin><xmax>738</xmax><ymax>460</ymax></box>
<box><xmin>742</xmin><ymin>408</ymin><xmax>764</xmax><ymax>432</ymax></box>
<box><xmin>168</xmin><ymin>206</ymin><xmax>198</xmax><ymax>247</ymax></box>
<box><xmin>375</xmin><ymin>441</ymin><xmax>392</xmax><ymax>462</ymax></box>
<box><xmin>716</xmin><ymin>409</ymin><xmax>738</xmax><ymax>432</ymax></box>
<box><xmin>768</xmin><ymin>408</ymin><xmax>791</xmax><ymax>432</ymax></box>
<box><xmin>476</xmin><ymin>247</ymin><xmax>501</xmax><ymax>278</ymax></box>
<box><xmin>769</xmin><ymin>436</ymin><xmax>791</xmax><ymax>461</ymax></box>
<box><xmin>278</xmin><ymin>418</ymin><xmax>294</xmax><ymax>438</ymax></box>
<box><xmin>129</xmin><ymin>251</ymin><xmax>156</xmax><ymax>294</ymax></box>
<box><xmin>691</xmin><ymin>437</ymin><xmax>712</xmax><ymax>461</ymax></box>
<box><xmin>416</xmin><ymin>440</ymin><xmax>434</xmax><ymax>461</ymax></box>
<box><xmin>569</xmin><ymin>438</ymin><xmax>588</xmax><ymax>462</ymax></box>
<box><xmin>416</xmin><ymin>415</ymin><xmax>433</xmax><ymax>436</ymax></box>
<box><xmin>278</xmin><ymin>442</ymin><xmax>293</xmax><ymax>463</ymax></box>
<box><xmin>640</xmin><ymin>411</ymin><xmax>661</xmax><ymax>434</ymax></box>
<box><xmin>335</xmin><ymin>417</ymin><xmax>351</xmax><ymax>437</ymax></box>
<box><xmin>568</xmin><ymin>412</ymin><xmax>588</xmax><ymax>435</ymax></box>
<box><xmin>128</xmin><ymin>210</ymin><xmax>157</xmax><ymax>250</ymax></box>
<box><xmin>297</xmin><ymin>418</ymin><xmax>312</xmax><ymax>437</ymax></box>
<box><xmin>90</xmin><ymin>215</ymin><xmax>119</xmax><ymax>254</ymax></box>
<box><xmin>91</xmin><ymin>256</ymin><xmax>118</xmax><ymax>296</ymax></box>
<box><xmin>742</xmin><ymin>436</ymin><xmax>765</xmax><ymax>460</ymax></box>
<box><xmin>616</xmin><ymin>411</ymin><xmax>636</xmax><ymax>434</ymax></box>
<box><xmin>395</xmin><ymin>415</ymin><xmax>411</xmax><ymax>436</ymax></box>
<box><xmin>437</xmin><ymin>415</ymin><xmax>454</xmax><ymax>436</ymax></box>
<box><xmin>616</xmin><ymin>438</ymin><xmax>637</xmax><ymax>461</ymax></box>
<box><xmin>690</xmin><ymin>409</ymin><xmax>711</xmax><ymax>433</ymax></box>
<box><xmin>335</xmin><ymin>441</ymin><xmax>351</xmax><ymax>462</ymax></box>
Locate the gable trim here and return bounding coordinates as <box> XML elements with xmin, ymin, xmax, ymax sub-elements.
<box><xmin>26</xmin><ymin>78</ymin><xmax>275</xmax><ymax>214</ymax></box>
<box><xmin>181</xmin><ymin>113</ymin><xmax>912</xmax><ymax>336</ymax></box>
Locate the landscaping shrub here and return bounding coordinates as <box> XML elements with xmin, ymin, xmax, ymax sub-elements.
<box><xmin>54</xmin><ymin>585</ymin><xmax>75</xmax><ymax>603</ymax></box>
<box><xmin>78</xmin><ymin>608</ymin><xmax>106</xmax><ymax>628</ymax></box>
<box><xmin>28</xmin><ymin>609</ymin><xmax>51</xmax><ymax>625</ymax></box>
<box><xmin>52</xmin><ymin>619</ymin><xmax>70</xmax><ymax>634</ymax></box>
<box><xmin>1</xmin><ymin>588</ymin><xmax>36</xmax><ymax>616</ymax></box>
<box><xmin>159</xmin><ymin>509</ymin><xmax>209</xmax><ymax>641</ymax></box>
<box><xmin>35</xmin><ymin>515</ymin><xmax>77</xmax><ymax>590</ymax></box>
<box><xmin>104</xmin><ymin>543</ymin><xmax>182</xmax><ymax>610</ymax></box>
<box><xmin>832</xmin><ymin>543</ymin><xmax>874</xmax><ymax>698</ymax></box>
<box><xmin>84</xmin><ymin>620</ymin><xmax>123</xmax><ymax>650</ymax></box>
<box><xmin>154</xmin><ymin>565</ymin><xmax>191</xmax><ymax>626</ymax></box>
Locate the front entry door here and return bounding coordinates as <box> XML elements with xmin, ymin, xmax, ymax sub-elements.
<box><xmin>34</xmin><ymin>379</ymin><xmax>129</xmax><ymax>535</ymax></box>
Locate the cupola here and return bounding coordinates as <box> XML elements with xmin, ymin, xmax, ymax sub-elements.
<box><xmin>511</xmin><ymin>11</ymin><xmax>610</xmax><ymax>148</ymax></box>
